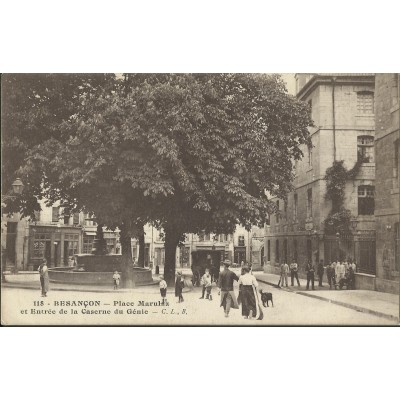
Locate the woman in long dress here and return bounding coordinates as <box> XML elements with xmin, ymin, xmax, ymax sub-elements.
<box><xmin>238</xmin><ymin>266</ymin><xmax>260</xmax><ymax>319</ymax></box>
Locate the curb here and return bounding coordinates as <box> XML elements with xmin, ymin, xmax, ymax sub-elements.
<box><xmin>1</xmin><ymin>282</ymin><xmax>192</xmax><ymax>294</ymax></box>
<box><xmin>257</xmin><ymin>277</ymin><xmax>399</xmax><ymax>323</ymax></box>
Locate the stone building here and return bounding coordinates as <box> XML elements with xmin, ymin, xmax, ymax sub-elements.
<box><xmin>1</xmin><ymin>201</ymin><xmax>120</xmax><ymax>271</ymax></box>
<box><xmin>373</xmin><ymin>73</ymin><xmax>399</xmax><ymax>294</ymax></box>
<box><xmin>132</xmin><ymin>224</ymin><xmax>264</xmax><ymax>270</ymax></box>
<box><xmin>264</xmin><ymin>74</ymin><xmax>376</xmax><ymax>278</ymax></box>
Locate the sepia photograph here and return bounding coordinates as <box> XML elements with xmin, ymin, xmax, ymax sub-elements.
<box><xmin>1</xmin><ymin>72</ymin><xmax>399</xmax><ymax>326</ymax></box>
<box><xmin>1</xmin><ymin>3</ymin><xmax>400</xmax><ymax>400</ymax></box>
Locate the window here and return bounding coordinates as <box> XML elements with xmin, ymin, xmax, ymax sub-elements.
<box><xmin>33</xmin><ymin>233</ymin><xmax>51</xmax><ymax>258</ymax></box>
<box><xmin>394</xmin><ymin>139</ymin><xmax>399</xmax><ymax>180</ymax></box>
<box><xmin>83</xmin><ymin>237</ymin><xmax>94</xmax><ymax>254</ymax></box>
<box><xmin>266</xmin><ymin>213</ymin><xmax>270</xmax><ymax>226</ymax></box>
<box><xmin>307</xmin><ymin>188</ymin><xmax>313</xmax><ymax>218</ymax></box>
<box><xmin>284</xmin><ymin>200</ymin><xmax>288</xmax><ymax>220</ymax></box>
<box><xmin>73</xmin><ymin>213</ymin><xmax>80</xmax><ymax>225</ymax></box>
<box><xmin>275</xmin><ymin>240</ymin><xmax>280</xmax><ymax>263</ymax></box>
<box><xmin>204</xmin><ymin>233</ymin><xmax>211</xmax><ymax>241</ymax></box>
<box><xmin>198</xmin><ymin>232</ymin><xmax>205</xmax><ymax>242</ymax></box>
<box><xmin>267</xmin><ymin>240</ymin><xmax>270</xmax><ymax>262</ymax></box>
<box><xmin>64</xmin><ymin>234</ymin><xmax>79</xmax><ymax>259</ymax></box>
<box><xmin>34</xmin><ymin>210</ymin><xmax>41</xmax><ymax>222</ymax></box>
<box><xmin>307</xmin><ymin>146</ymin><xmax>313</xmax><ymax>167</ymax></box>
<box><xmin>63</xmin><ymin>208</ymin><xmax>70</xmax><ymax>225</ymax></box>
<box><xmin>238</xmin><ymin>235</ymin><xmax>245</xmax><ymax>247</ymax></box>
<box><xmin>358</xmin><ymin>185</ymin><xmax>375</xmax><ymax>215</ymax></box>
<box><xmin>52</xmin><ymin>207</ymin><xmax>60</xmax><ymax>222</ymax></box>
<box><xmin>357</xmin><ymin>91</ymin><xmax>374</xmax><ymax>114</ymax></box>
<box><xmin>276</xmin><ymin>200</ymin><xmax>280</xmax><ymax>223</ymax></box>
<box><xmin>357</xmin><ymin>136</ymin><xmax>374</xmax><ymax>163</ymax></box>
<box><xmin>106</xmin><ymin>238</ymin><xmax>115</xmax><ymax>254</ymax></box>
<box><xmin>293</xmin><ymin>193</ymin><xmax>298</xmax><ymax>221</ymax></box>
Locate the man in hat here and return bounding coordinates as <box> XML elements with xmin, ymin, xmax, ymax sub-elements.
<box><xmin>218</xmin><ymin>259</ymin><xmax>239</xmax><ymax>318</ymax></box>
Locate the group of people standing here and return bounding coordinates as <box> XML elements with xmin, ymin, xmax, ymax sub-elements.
<box><xmin>277</xmin><ymin>259</ymin><xmax>357</xmax><ymax>290</ymax></box>
<box><xmin>158</xmin><ymin>271</ymin><xmax>185</xmax><ymax>305</ymax></box>
<box><xmin>277</xmin><ymin>260</ymin><xmax>301</xmax><ymax>288</ymax></box>
<box><xmin>158</xmin><ymin>259</ymin><xmax>262</xmax><ymax>320</ymax></box>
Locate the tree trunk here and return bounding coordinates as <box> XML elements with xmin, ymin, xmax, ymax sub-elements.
<box><xmin>137</xmin><ymin>227</ymin><xmax>145</xmax><ymax>268</ymax></box>
<box><xmin>164</xmin><ymin>227</ymin><xmax>181</xmax><ymax>286</ymax></box>
<box><xmin>120</xmin><ymin>223</ymin><xmax>135</xmax><ymax>288</ymax></box>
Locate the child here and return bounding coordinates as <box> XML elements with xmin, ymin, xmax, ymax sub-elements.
<box><xmin>113</xmin><ymin>270</ymin><xmax>121</xmax><ymax>290</ymax></box>
<box><xmin>175</xmin><ymin>272</ymin><xmax>184</xmax><ymax>303</ymax></box>
<box><xmin>199</xmin><ymin>268</ymin><xmax>213</xmax><ymax>300</ymax></box>
<box><xmin>159</xmin><ymin>275</ymin><xmax>167</xmax><ymax>304</ymax></box>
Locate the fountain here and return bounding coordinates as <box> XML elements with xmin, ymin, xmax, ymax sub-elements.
<box><xmin>47</xmin><ymin>224</ymin><xmax>153</xmax><ymax>287</ymax></box>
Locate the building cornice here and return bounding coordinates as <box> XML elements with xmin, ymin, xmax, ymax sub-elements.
<box><xmin>297</xmin><ymin>74</ymin><xmax>375</xmax><ymax>101</ymax></box>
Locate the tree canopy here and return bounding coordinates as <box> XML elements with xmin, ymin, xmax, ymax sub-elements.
<box><xmin>2</xmin><ymin>73</ymin><xmax>312</xmax><ymax>282</ymax></box>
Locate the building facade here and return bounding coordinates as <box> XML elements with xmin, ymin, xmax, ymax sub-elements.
<box><xmin>265</xmin><ymin>74</ymin><xmax>376</xmax><ymax>278</ymax></box>
<box><xmin>374</xmin><ymin>73</ymin><xmax>400</xmax><ymax>294</ymax></box>
<box><xmin>1</xmin><ymin>201</ymin><xmax>120</xmax><ymax>271</ymax></box>
<box><xmin>132</xmin><ymin>224</ymin><xmax>265</xmax><ymax>270</ymax></box>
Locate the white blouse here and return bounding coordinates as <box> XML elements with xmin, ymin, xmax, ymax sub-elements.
<box><xmin>238</xmin><ymin>273</ymin><xmax>258</xmax><ymax>287</ymax></box>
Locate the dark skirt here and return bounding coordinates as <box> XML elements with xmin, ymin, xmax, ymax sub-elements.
<box><xmin>175</xmin><ymin>279</ymin><xmax>183</xmax><ymax>297</ymax></box>
<box><xmin>160</xmin><ymin>288</ymin><xmax>167</xmax><ymax>297</ymax></box>
<box><xmin>241</xmin><ymin>285</ymin><xmax>257</xmax><ymax>316</ymax></box>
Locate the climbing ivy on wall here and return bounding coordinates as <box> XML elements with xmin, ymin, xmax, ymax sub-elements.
<box><xmin>324</xmin><ymin>157</ymin><xmax>365</xmax><ymax>234</ymax></box>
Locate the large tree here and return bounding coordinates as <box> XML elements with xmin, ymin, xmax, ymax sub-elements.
<box><xmin>3</xmin><ymin>73</ymin><xmax>312</xmax><ymax>284</ymax></box>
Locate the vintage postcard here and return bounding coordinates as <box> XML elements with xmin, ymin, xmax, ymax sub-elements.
<box><xmin>1</xmin><ymin>73</ymin><xmax>399</xmax><ymax>326</ymax></box>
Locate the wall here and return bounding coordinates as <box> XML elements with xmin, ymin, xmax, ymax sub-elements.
<box><xmin>265</xmin><ymin>74</ymin><xmax>376</xmax><ymax>274</ymax></box>
<box><xmin>374</xmin><ymin>73</ymin><xmax>400</xmax><ymax>291</ymax></box>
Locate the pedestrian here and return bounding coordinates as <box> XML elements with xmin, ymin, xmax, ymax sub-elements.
<box><xmin>326</xmin><ymin>263</ymin><xmax>335</xmax><ymax>289</ymax></box>
<box><xmin>290</xmin><ymin>259</ymin><xmax>300</xmax><ymax>286</ymax></box>
<box><xmin>317</xmin><ymin>259</ymin><xmax>324</xmax><ymax>287</ymax></box>
<box><xmin>175</xmin><ymin>272</ymin><xmax>184</xmax><ymax>303</ymax></box>
<box><xmin>159</xmin><ymin>275</ymin><xmax>167</xmax><ymax>304</ymax></box>
<box><xmin>238</xmin><ymin>266</ymin><xmax>260</xmax><ymax>320</ymax></box>
<box><xmin>113</xmin><ymin>270</ymin><xmax>121</xmax><ymax>290</ymax></box>
<box><xmin>68</xmin><ymin>256</ymin><xmax>75</xmax><ymax>268</ymax></box>
<box><xmin>347</xmin><ymin>266</ymin><xmax>355</xmax><ymax>289</ymax></box>
<box><xmin>343</xmin><ymin>261</ymin><xmax>349</xmax><ymax>274</ymax></box>
<box><xmin>199</xmin><ymin>268</ymin><xmax>213</xmax><ymax>300</ymax></box>
<box><xmin>350</xmin><ymin>260</ymin><xmax>357</xmax><ymax>273</ymax></box>
<box><xmin>218</xmin><ymin>259</ymin><xmax>239</xmax><ymax>318</ymax></box>
<box><xmin>335</xmin><ymin>261</ymin><xmax>345</xmax><ymax>283</ymax></box>
<box><xmin>38</xmin><ymin>259</ymin><xmax>49</xmax><ymax>297</ymax></box>
<box><xmin>279</xmin><ymin>262</ymin><xmax>289</xmax><ymax>287</ymax></box>
<box><xmin>305</xmin><ymin>261</ymin><xmax>315</xmax><ymax>290</ymax></box>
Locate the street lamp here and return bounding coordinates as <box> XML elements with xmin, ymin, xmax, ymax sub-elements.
<box><xmin>11</xmin><ymin>178</ymin><xmax>24</xmax><ymax>195</ymax></box>
<box><xmin>1</xmin><ymin>178</ymin><xmax>24</xmax><ymax>203</ymax></box>
<box><xmin>2</xmin><ymin>179</ymin><xmax>24</xmax><ymax>282</ymax></box>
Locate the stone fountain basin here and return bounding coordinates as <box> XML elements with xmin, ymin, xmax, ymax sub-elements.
<box><xmin>48</xmin><ymin>267</ymin><xmax>153</xmax><ymax>286</ymax></box>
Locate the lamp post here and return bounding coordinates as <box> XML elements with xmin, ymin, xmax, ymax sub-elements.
<box><xmin>336</xmin><ymin>231</ymin><xmax>341</xmax><ymax>261</ymax></box>
<box><xmin>2</xmin><ymin>178</ymin><xmax>24</xmax><ymax>282</ymax></box>
<box><xmin>311</xmin><ymin>229</ymin><xmax>319</xmax><ymax>264</ymax></box>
